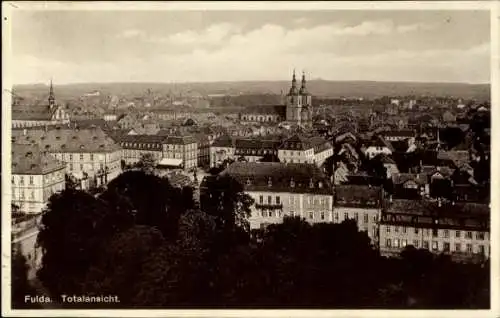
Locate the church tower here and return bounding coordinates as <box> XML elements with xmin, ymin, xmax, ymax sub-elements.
<box><xmin>48</xmin><ymin>79</ymin><xmax>56</xmax><ymax>110</ymax></box>
<box><xmin>286</xmin><ymin>70</ymin><xmax>301</xmax><ymax>123</ymax></box>
<box><xmin>286</xmin><ymin>70</ymin><xmax>312</xmax><ymax>126</ymax></box>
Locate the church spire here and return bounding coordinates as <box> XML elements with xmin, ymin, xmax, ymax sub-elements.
<box><xmin>288</xmin><ymin>69</ymin><xmax>299</xmax><ymax>95</ymax></box>
<box><xmin>299</xmin><ymin>71</ymin><xmax>308</xmax><ymax>95</ymax></box>
<box><xmin>48</xmin><ymin>79</ymin><xmax>56</xmax><ymax>108</ymax></box>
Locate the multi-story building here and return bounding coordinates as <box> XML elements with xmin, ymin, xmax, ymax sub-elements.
<box><xmin>332</xmin><ymin>185</ymin><xmax>383</xmax><ymax>246</ymax></box>
<box><xmin>379</xmin><ymin>199</ymin><xmax>490</xmax><ymax>263</ymax></box>
<box><xmin>11</xmin><ymin>143</ymin><xmax>66</xmax><ymax>214</ymax></box>
<box><xmin>278</xmin><ymin>134</ymin><xmax>333</xmax><ymax>166</ymax></box>
<box><xmin>117</xmin><ymin>135</ymin><xmax>165</xmax><ymax>166</ymax></box>
<box><xmin>162</xmin><ymin>135</ymin><xmax>198</xmax><ymax>171</ymax></box>
<box><xmin>12</xmin><ymin>126</ymin><xmax>122</xmax><ymax>189</ymax></box>
<box><xmin>218</xmin><ymin>162</ymin><xmax>333</xmax><ymax>230</ymax></box>
<box><xmin>12</xmin><ymin>81</ymin><xmax>70</xmax><ymax>128</ymax></box>
<box><xmin>209</xmin><ymin>135</ymin><xmax>283</xmax><ymax>168</ymax></box>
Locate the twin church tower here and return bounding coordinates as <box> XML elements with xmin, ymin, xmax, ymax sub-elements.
<box><xmin>285</xmin><ymin>70</ymin><xmax>313</xmax><ymax>126</ymax></box>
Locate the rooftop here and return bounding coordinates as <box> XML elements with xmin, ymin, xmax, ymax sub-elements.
<box><xmin>12</xmin><ymin>143</ymin><xmax>65</xmax><ymax>175</ymax></box>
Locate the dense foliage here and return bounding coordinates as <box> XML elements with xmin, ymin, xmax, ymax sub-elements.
<box><xmin>35</xmin><ymin>170</ymin><xmax>489</xmax><ymax>309</ymax></box>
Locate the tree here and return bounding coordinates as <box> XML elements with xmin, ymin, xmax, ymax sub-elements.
<box><xmin>83</xmin><ymin>225</ymin><xmax>167</xmax><ymax>307</ymax></box>
<box><xmin>102</xmin><ymin>170</ymin><xmax>187</xmax><ymax>239</ymax></box>
<box><xmin>200</xmin><ymin>175</ymin><xmax>254</xmax><ymax>237</ymax></box>
<box><xmin>259</xmin><ymin>153</ymin><xmax>280</xmax><ymax>163</ymax></box>
<box><xmin>11</xmin><ymin>244</ymin><xmax>39</xmax><ymax>309</ymax></box>
<box><xmin>135</xmin><ymin>153</ymin><xmax>156</xmax><ymax>174</ymax></box>
<box><xmin>37</xmin><ymin>189</ymin><xmax>133</xmax><ymax>296</ymax></box>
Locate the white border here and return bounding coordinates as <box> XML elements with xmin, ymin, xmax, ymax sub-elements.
<box><xmin>2</xmin><ymin>1</ymin><xmax>499</xmax><ymax>317</ymax></box>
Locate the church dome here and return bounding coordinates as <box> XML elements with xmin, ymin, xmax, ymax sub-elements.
<box><xmin>289</xmin><ymin>86</ymin><xmax>299</xmax><ymax>95</ymax></box>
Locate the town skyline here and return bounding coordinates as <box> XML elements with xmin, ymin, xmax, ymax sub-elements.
<box><xmin>10</xmin><ymin>9</ymin><xmax>490</xmax><ymax>85</ymax></box>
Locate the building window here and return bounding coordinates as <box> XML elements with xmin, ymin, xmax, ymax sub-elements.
<box><xmin>412</xmin><ymin>240</ymin><xmax>419</xmax><ymax>248</ymax></box>
<box><xmin>11</xmin><ymin>176</ymin><xmax>14</xmax><ymax>185</ymax></box>
<box><xmin>276</xmin><ymin>196</ymin><xmax>280</xmax><ymax>205</ymax></box>
<box><xmin>386</xmin><ymin>239</ymin><xmax>392</xmax><ymax>247</ymax></box>
<box><xmin>290</xmin><ymin>211</ymin><xmax>295</xmax><ymax>217</ymax></box>
<box><xmin>401</xmin><ymin>239</ymin><xmax>407</xmax><ymax>247</ymax></box>
<box><xmin>364</xmin><ymin>213</ymin><xmax>368</xmax><ymax>224</ymax></box>
<box><xmin>414</xmin><ymin>228</ymin><xmax>419</xmax><ymax>234</ymax></box>
<box><xmin>334</xmin><ymin>213</ymin><xmax>339</xmax><ymax>222</ymax></box>
<box><xmin>466</xmin><ymin>244</ymin><xmax>472</xmax><ymax>253</ymax></box>
<box><xmin>69</xmin><ymin>163</ymin><xmax>73</xmax><ymax>171</ymax></box>
<box><xmin>456</xmin><ymin>231</ymin><xmax>461</xmax><ymax>238</ymax></box>
<box><xmin>30</xmin><ymin>191</ymin><xmax>35</xmax><ymax>200</ymax></box>
<box><xmin>354</xmin><ymin>213</ymin><xmax>359</xmax><ymax>221</ymax></box>
<box><xmin>261</xmin><ymin>211</ymin><xmax>266</xmax><ymax>217</ymax></box>
<box><xmin>423</xmin><ymin>241</ymin><xmax>429</xmax><ymax>249</ymax></box>
<box><xmin>466</xmin><ymin>231</ymin><xmax>473</xmax><ymax>239</ymax></box>
<box><xmin>402</xmin><ymin>227</ymin><xmax>407</xmax><ymax>234</ymax></box>
<box><xmin>443</xmin><ymin>230</ymin><xmax>449</xmax><ymax>238</ymax></box>
<box><xmin>455</xmin><ymin>243</ymin><xmax>461</xmax><ymax>252</ymax></box>
<box><xmin>90</xmin><ymin>154</ymin><xmax>94</xmax><ymax>161</ymax></box>
<box><xmin>80</xmin><ymin>154</ymin><xmax>84</xmax><ymax>160</ymax></box>
<box><xmin>268</xmin><ymin>211</ymin><xmax>274</xmax><ymax>218</ymax></box>
<box><xmin>344</xmin><ymin>212</ymin><xmax>348</xmax><ymax>220</ymax></box>
<box><xmin>386</xmin><ymin>226</ymin><xmax>390</xmax><ymax>233</ymax></box>
<box><xmin>259</xmin><ymin>195</ymin><xmax>263</xmax><ymax>204</ymax></box>
<box><xmin>432</xmin><ymin>229</ymin><xmax>438</xmax><ymax>237</ymax></box>
<box><xmin>394</xmin><ymin>239</ymin><xmax>400</xmax><ymax>248</ymax></box>
<box><xmin>443</xmin><ymin>242</ymin><xmax>450</xmax><ymax>252</ymax></box>
<box><xmin>69</xmin><ymin>154</ymin><xmax>73</xmax><ymax>160</ymax></box>
<box><xmin>267</xmin><ymin>196</ymin><xmax>272</xmax><ymax>204</ymax></box>
<box><xmin>29</xmin><ymin>176</ymin><xmax>34</xmax><ymax>185</ymax></box>
<box><xmin>20</xmin><ymin>176</ymin><xmax>24</xmax><ymax>185</ymax></box>
<box><xmin>478</xmin><ymin>245</ymin><xmax>485</xmax><ymax>255</ymax></box>
<box><xmin>432</xmin><ymin>241</ymin><xmax>438</xmax><ymax>251</ymax></box>
<box><xmin>309</xmin><ymin>212</ymin><xmax>314</xmax><ymax>220</ymax></box>
<box><xmin>476</xmin><ymin>232</ymin><xmax>485</xmax><ymax>240</ymax></box>
<box><xmin>394</xmin><ymin>226</ymin><xmax>399</xmax><ymax>233</ymax></box>
<box><xmin>320</xmin><ymin>212</ymin><xmax>325</xmax><ymax>220</ymax></box>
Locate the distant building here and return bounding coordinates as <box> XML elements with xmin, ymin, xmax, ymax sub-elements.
<box><xmin>379</xmin><ymin>199</ymin><xmax>490</xmax><ymax>263</ymax></box>
<box><xmin>11</xmin><ymin>143</ymin><xmax>66</xmax><ymax>214</ymax></box>
<box><xmin>333</xmin><ymin>185</ymin><xmax>383</xmax><ymax>246</ymax></box>
<box><xmin>239</xmin><ymin>70</ymin><xmax>313</xmax><ymax>127</ymax></box>
<box><xmin>12</xmin><ymin>81</ymin><xmax>70</xmax><ymax>128</ymax></box>
<box><xmin>218</xmin><ymin>162</ymin><xmax>333</xmax><ymax>230</ymax></box>
<box><xmin>362</xmin><ymin>136</ymin><xmax>394</xmax><ymax>159</ymax></box>
<box><xmin>12</xmin><ymin>126</ymin><xmax>122</xmax><ymax>189</ymax></box>
<box><xmin>277</xmin><ymin>134</ymin><xmax>333</xmax><ymax>166</ymax></box>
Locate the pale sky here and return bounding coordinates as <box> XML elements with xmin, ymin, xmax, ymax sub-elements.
<box><xmin>10</xmin><ymin>9</ymin><xmax>491</xmax><ymax>84</ymax></box>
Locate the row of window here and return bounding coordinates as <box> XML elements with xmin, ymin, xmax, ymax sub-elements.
<box><xmin>260</xmin><ymin>210</ymin><xmax>329</xmax><ymax>221</ymax></box>
<box><xmin>333</xmin><ymin>212</ymin><xmax>378</xmax><ymax>224</ymax></box>
<box><xmin>384</xmin><ymin>226</ymin><xmax>486</xmax><ymax>240</ymax></box>
<box><xmin>385</xmin><ymin>239</ymin><xmax>486</xmax><ymax>255</ymax></box>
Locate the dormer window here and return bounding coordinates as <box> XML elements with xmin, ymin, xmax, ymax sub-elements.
<box><xmin>246</xmin><ymin>178</ymin><xmax>252</xmax><ymax>186</ymax></box>
<box><xmin>290</xmin><ymin>178</ymin><xmax>295</xmax><ymax>188</ymax></box>
<box><xmin>309</xmin><ymin>178</ymin><xmax>314</xmax><ymax>188</ymax></box>
<box><xmin>318</xmin><ymin>181</ymin><xmax>323</xmax><ymax>189</ymax></box>
<box><xmin>268</xmin><ymin>177</ymin><xmax>272</xmax><ymax>187</ymax></box>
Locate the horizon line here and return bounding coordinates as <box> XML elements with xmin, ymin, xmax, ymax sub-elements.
<box><xmin>12</xmin><ymin>79</ymin><xmax>491</xmax><ymax>86</ymax></box>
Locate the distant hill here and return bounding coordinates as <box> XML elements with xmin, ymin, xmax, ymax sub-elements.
<box><xmin>12</xmin><ymin>80</ymin><xmax>490</xmax><ymax>101</ymax></box>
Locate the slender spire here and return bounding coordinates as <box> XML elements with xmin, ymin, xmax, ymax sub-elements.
<box><xmin>48</xmin><ymin>78</ymin><xmax>56</xmax><ymax>108</ymax></box>
<box><xmin>301</xmin><ymin>70</ymin><xmax>306</xmax><ymax>88</ymax></box>
<box><xmin>292</xmin><ymin>69</ymin><xmax>297</xmax><ymax>86</ymax></box>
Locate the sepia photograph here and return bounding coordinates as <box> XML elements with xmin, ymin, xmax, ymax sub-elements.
<box><xmin>2</xmin><ymin>1</ymin><xmax>498</xmax><ymax>317</ymax></box>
